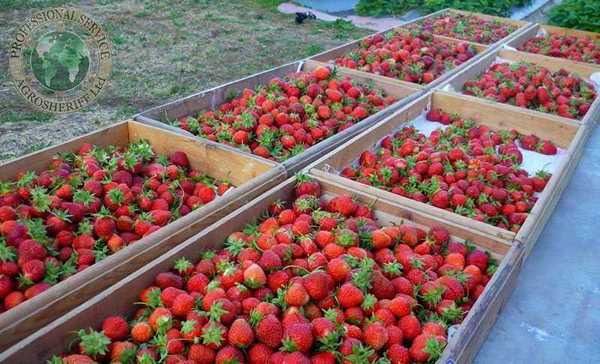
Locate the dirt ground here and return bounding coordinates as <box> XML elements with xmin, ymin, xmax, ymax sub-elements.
<box><xmin>0</xmin><ymin>0</ymin><xmax>369</xmax><ymax>161</ymax></box>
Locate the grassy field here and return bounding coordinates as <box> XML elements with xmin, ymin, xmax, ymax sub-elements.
<box><xmin>0</xmin><ymin>0</ymin><xmax>370</xmax><ymax>161</ymax></box>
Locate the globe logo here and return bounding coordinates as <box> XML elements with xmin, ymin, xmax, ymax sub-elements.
<box><xmin>30</xmin><ymin>31</ymin><xmax>90</xmax><ymax>91</ymax></box>
<box><xmin>9</xmin><ymin>7</ymin><xmax>112</xmax><ymax>113</ymax></box>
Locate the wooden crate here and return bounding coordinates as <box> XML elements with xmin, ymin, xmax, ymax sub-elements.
<box><xmin>400</xmin><ymin>8</ymin><xmax>529</xmax><ymax>49</ymax></box>
<box><xmin>309</xmin><ymin>91</ymin><xmax>582</xmax><ymax>244</ymax></box>
<box><xmin>310</xmin><ymin>27</ymin><xmax>489</xmax><ymax>91</ymax></box>
<box><xmin>440</xmin><ymin>47</ymin><xmax>600</xmax><ymax>124</ymax></box>
<box><xmin>507</xmin><ymin>23</ymin><xmax>600</xmax><ymax>70</ymax></box>
<box><xmin>0</xmin><ymin>120</ymin><xmax>286</xmax><ymax>351</ymax></box>
<box><xmin>135</xmin><ymin>60</ymin><xmax>421</xmax><ymax>175</ymax></box>
<box><xmin>0</xmin><ymin>175</ymin><xmax>519</xmax><ymax>363</ymax></box>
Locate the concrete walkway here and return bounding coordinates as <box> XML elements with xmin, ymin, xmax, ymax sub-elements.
<box><xmin>475</xmin><ymin>123</ymin><xmax>600</xmax><ymax>363</ymax></box>
<box><xmin>277</xmin><ymin>2</ymin><xmax>405</xmax><ymax>31</ymax></box>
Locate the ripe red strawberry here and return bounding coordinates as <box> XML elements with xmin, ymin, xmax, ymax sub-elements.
<box><xmin>22</xmin><ymin>259</ymin><xmax>45</xmax><ymax>282</ymax></box>
<box><xmin>215</xmin><ymin>345</ymin><xmax>244</xmax><ymax>364</ymax></box>
<box><xmin>410</xmin><ymin>334</ymin><xmax>446</xmax><ymax>362</ymax></box>
<box><xmin>94</xmin><ymin>215</ymin><xmax>115</xmax><ymax>239</ymax></box>
<box><xmin>149</xmin><ymin>210</ymin><xmax>171</xmax><ymax>226</ymax></box>
<box><xmin>256</xmin><ymin>314</ymin><xmax>283</xmax><ymax>349</ymax></box>
<box><xmin>172</xmin><ymin>293</ymin><xmax>195</xmax><ymax>317</ymax></box>
<box><xmin>337</xmin><ymin>282</ymin><xmax>364</xmax><ymax>308</ymax></box>
<box><xmin>102</xmin><ymin>316</ymin><xmax>129</xmax><ymax>341</ymax></box>
<box><xmin>399</xmin><ymin>315</ymin><xmax>422</xmax><ymax>341</ymax></box>
<box><xmin>248</xmin><ymin>343</ymin><xmax>273</xmax><ymax>364</ymax></box>
<box><xmin>169</xmin><ymin>151</ymin><xmax>190</xmax><ymax>168</ymax></box>
<box><xmin>282</xmin><ymin>323</ymin><xmax>313</xmax><ymax>352</ymax></box>
<box><xmin>285</xmin><ymin>281</ymin><xmax>310</xmax><ymax>306</ymax></box>
<box><xmin>363</xmin><ymin>322</ymin><xmax>389</xmax><ymax>350</ymax></box>
<box><xmin>244</xmin><ymin>263</ymin><xmax>267</xmax><ymax>288</ymax></box>
<box><xmin>228</xmin><ymin>318</ymin><xmax>254</xmax><ymax>348</ymax></box>
<box><xmin>302</xmin><ymin>271</ymin><xmax>329</xmax><ymax>301</ymax></box>
<box><xmin>467</xmin><ymin>249</ymin><xmax>489</xmax><ymax>272</ymax></box>
<box><xmin>327</xmin><ymin>195</ymin><xmax>356</xmax><ymax>216</ymax></box>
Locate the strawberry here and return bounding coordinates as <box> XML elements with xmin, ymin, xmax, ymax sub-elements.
<box><xmin>169</xmin><ymin>151</ymin><xmax>190</xmax><ymax>168</ymax></box>
<box><xmin>256</xmin><ymin>314</ymin><xmax>283</xmax><ymax>349</ymax></box>
<box><xmin>337</xmin><ymin>282</ymin><xmax>364</xmax><ymax>308</ymax></box>
<box><xmin>363</xmin><ymin>322</ymin><xmax>388</xmax><ymax>350</ymax></box>
<box><xmin>285</xmin><ymin>280</ymin><xmax>310</xmax><ymax>306</ymax></box>
<box><xmin>282</xmin><ymin>323</ymin><xmax>313</xmax><ymax>353</ymax></box>
<box><xmin>244</xmin><ymin>263</ymin><xmax>267</xmax><ymax>288</ymax></box>
<box><xmin>228</xmin><ymin>318</ymin><xmax>254</xmax><ymax>348</ymax></box>
<box><xmin>102</xmin><ymin>316</ymin><xmax>129</xmax><ymax>341</ymax></box>
<box><xmin>302</xmin><ymin>271</ymin><xmax>329</xmax><ymax>301</ymax></box>
<box><xmin>328</xmin><ymin>195</ymin><xmax>356</xmax><ymax>216</ymax></box>
<box><xmin>410</xmin><ymin>334</ymin><xmax>446</xmax><ymax>362</ymax></box>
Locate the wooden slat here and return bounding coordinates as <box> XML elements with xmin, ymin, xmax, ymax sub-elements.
<box><xmin>313</xmin><ymin>175</ymin><xmax>511</xmax><ymax>257</ymax></box>
<box><xmin>0</xmin><ymin>121</ymin><xmax>286</xmax><ymax>351</ymax></box>
<box><xmin>448</xmin><ymin>8</ymin><xmax>528</xmax><ymax>27</ymax></box>
<box><xmin>127</xmin><ymin>121</ymin><xmax>274</xmax><ymax>186</ymax></box>
<box><xmin>312</xmin><ymin>168</ymin><xmax>516</xmax><ymax>243</ymax></box>
<box><xmin>432</xmin><ymin>91</ymin><xmax>579</xmax><ymax>148</ymax></box>
<box><xmin>542</xmin><ymin>24</ymin><xmax>600</xmax><ymax>41</ymax></box>
<box><xmin>516</xmin><ymin>121</ymin><xmax>593</xmax><ymax>258</ymax></box>
<box><xmin>304</xmin><ymin>59</ymin><xmax>422</xmax><ymax>95</ymax></box>
<box><xmin>499</xmin><ymin>49</ymin><xmax>600</xmax><ymax>78</ymax></box>
<box><xmin>0</xmin><ymin>122</ymin><xmax>130</xmax><ymax>181</ymax></box>
<box><xmin>439</xmin><ymin>239</ymin><xmax>526</xmax><ymax>363</ymax></box>
<box><xmin>0</xmin><ymin>176</ymin><xmax>510</xmax><ymax>362</ymax></box>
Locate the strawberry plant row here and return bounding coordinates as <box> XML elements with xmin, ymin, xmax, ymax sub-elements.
<box><xmin>0</xmin><ymin>120</ymin><xmax>286</xmax><ymax>351</ymax></box>
<box><xmin>135</xmin><ymin>60</ymin><xmax>421</xmax><ymax>176</ymax></box>
<box><xmin>0</xmin><ymin>176</ymin><xmax>517</xmax><ymax>364</ymax></box>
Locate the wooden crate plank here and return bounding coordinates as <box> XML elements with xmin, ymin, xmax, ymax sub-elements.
<box><xmin>499</xmin><ymin>49</ymin><xmax>600</xmax><ymax>78</ymax></box>
<box><xmin>432</xmin><ymin>91</ymin><xmax>579</xmax><ymax>148</ymax></box>
<box><xmin>0</xmin><ymin>122</ymin><xmax>129</xmax><ymax>181</ymax></box>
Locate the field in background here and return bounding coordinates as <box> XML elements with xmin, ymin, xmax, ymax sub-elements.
<box><xmin>0</xmin><ymin>0</ymin><xmax>369</xmax><ymax>161</ymax></box>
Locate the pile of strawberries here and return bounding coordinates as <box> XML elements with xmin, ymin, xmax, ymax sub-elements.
<box><xmin>333</xmin><ymin>31</ymin><xmax>477</xmax><ymax>84</ymax></box>
<box><xmin>174</xmin><ymin>66</ymin><xmax>396</xmax><ymax>161</ymax></box>
<box><xmin>54</xmin><ymin>178</ymin><xmax>497</xmax><ymax>364</ymax></box>
<box><xmin>408</xmin><ymin>13</ymin><xmax>518</xmax><ymax>45</ymax></box>
<box><xmin>0</xmin><ymin>141</ymin><xmax>230</xmax><ymax>312</ymax></box>
<box><xmin>518</xmin><ymin>33</ymin><xmax>600</xmax><ymax>64</ymax></box>
<box><xmin>462</xmin><ymin>61</ymin><xmax>596</xmax><ymax>119</ymax></box>
<box><xmin>339</xmin><ymin>110</ymin><xmax>557</xmax><ymax>231</ymax></box>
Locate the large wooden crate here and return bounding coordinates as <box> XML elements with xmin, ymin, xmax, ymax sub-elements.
<box><xmin>506</xmin><ymin>23</ymin><xmax>600</xmax><ymax>70</ymax></box>
<box><xmin>309</xmin><ymin>91</ymin><xmax>583</xmax><ymax>246</ymax></box>
<box><xmin>134</xmin><ymin>60</ymin><xmax>421</xmax><ymax>175</ymax></box>
<box><xmin>310</xmin><ymin>29</ymin><xmax>489</xmax><ymax>91</ymax></box>
<box><xmin>308</xmin><ymin>8</ymin><xmax>532</xmax><ymax>90</ymax></box>
<box><xmin>401</xmin><ymin>8</ymin><xmax>530</xmax><ymax>49</ymax></box>
<box><xmin>439</xmin><ymin>47</ymin><xmax>600</xmax><ymax>124</ymax></box>
<box><xmin>0</xmin><ymin>120</ymin><xmax>286</xmax><ymax>351</ymax></box>
<box><xmin>0</xmin><ymin>175</ymin><xmax>520</xmax><ymax>363</ymax></box>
